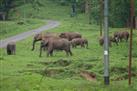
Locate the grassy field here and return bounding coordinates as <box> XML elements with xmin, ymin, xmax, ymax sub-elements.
<box><xmin>0</xmin><ymin>0</ymin><xmax>137</xmax><ymax>91</ymax></box>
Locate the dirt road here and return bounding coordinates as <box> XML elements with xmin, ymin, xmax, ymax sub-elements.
<box><xmin>0</xmin><ymin>20</ymin><xmax>60</xmax><ymax>48</ymax></box>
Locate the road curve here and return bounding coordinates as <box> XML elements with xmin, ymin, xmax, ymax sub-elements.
<box><xmin>0</xmin><ymin>20</ymin><xmax>60</xmax><ymax>48</ymax></box>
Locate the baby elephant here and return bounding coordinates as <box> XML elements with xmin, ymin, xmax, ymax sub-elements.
<box><xmin>99</xmin><ymin>36</ymin><xmax>119</xmax><ymax>47</ymax></box>
<box><xmin>71</xmin><ymin>38</ymin><xmax>88</xmax><ymax>48</ymax></box>
<box><xmin>39</xmin><ymin>37</ymin><xmax>72</xmax><ymax>57</ymax></box>
<box><xmin>7</xmin><ymin>42</ymin><xmax>16</xmax><ymax>55</ymax></box>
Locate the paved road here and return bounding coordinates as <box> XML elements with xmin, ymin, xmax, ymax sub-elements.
<box><xmin>0</xmin><ymin>20</ymin><xmax>60</xmax><ymax>48</ymax></box>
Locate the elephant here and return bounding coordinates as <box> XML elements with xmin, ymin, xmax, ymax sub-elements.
<box><xmin>6</xmin><ymin>42</ymin><xmax>16</xmax><ymax>55</ymax></box>
<box><xmin>99</xmin><ymin>36</ymin><xmax>118</xmax><ymax>47</ymax></box>
<box><xmin>114</xmin><ymin>31</ymin><xmax>129</xmax><ymax>42</ymax></box>
<box><xmin>31</xmin><ymin>32</ymin><xmax>59</xmax><ymax>51</ymax></box>
<box><xmin>59</xmin><ymin>32</ymin><xmax>82</xmax><ymax>41</ymax></box>
<box><xmin>71</xmin><ymin>38</ymin><xmax>88</xmax><ymax>48</ymax></box>
<box><xmin>39</xmin><ymin>37</ymin><xmax>72</xmax><ymax>57</ymax></box>
<box><xmin>109</xmin><ymin>36</ymin><xmax>119</xmax><ymax>46</ymax></box>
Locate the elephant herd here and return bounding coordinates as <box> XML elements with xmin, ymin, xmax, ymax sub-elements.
<box><xmin>6</xmin><ymin>31</ymin><xmax>129</xmax><ymax>56</ymax></box>
<box><xmin>32</xmin><ymin>32</ymin><xmax>88</xmax><ymax>57</ymax></box>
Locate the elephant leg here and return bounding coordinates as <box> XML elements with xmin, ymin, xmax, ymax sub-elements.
<box><xmin>82</xmin><ymin>44</ymin><xmax>85</xmax><ymax>48</ymax></box>
<box><xmin>32</xmin><ymin>40</ymin><xmax>35</xmax><ymax>51</ymax></box>
<box><xmin>80</xmin><ymin>43</ymin><xmax>84</xmax><ymax>48</ymax></box>
<box><xmin>69</xmin><ymin>49</ymin><xmax>73</xmax><ymax>56</ymax></box>
<box><xmin>13</xmin><ymin>46</ymin><xmax>16</xmax><ymax>55</ymax></box>
<box><xmin>7</xmin><ymin>50</ymin><xmax>11</xmax><ymax>55</ymax></box>
<box><xmin>126</xmin><ymin>35</ymin><xmax>129</xmax><ymax>42</ymax></box>
<box><xmin>126</xmin><ymin>39</ymin><xmax>128</xmax><ymax>42</ymax></box>
<box><xmin>32</xmin><ymin>40</ymin><xmax>37</xmax><ymax>51</ymax></box>
<box><xmin>9</xmin><ymin>50</ymin><xmax>12</xmax><ymax>55</ymax></box>
<box><xmin>115</xmin><ymin>41</ymin><xmax>118</xmax><ymax>46</ymax></box>
<box><xmin>39</xmin><ymin>46</ymin><xmax>43</xmax><ymax>57</ymax></box>
<box><xmin>50</xmin><ymin>50</ymin><xmax>54</xmax><ymax>56</ymax></box>
<box><xmin>72</xmin><ymin>44</ymin><xmax>75</xmax><ymax>48</ymax></box>
<box><xmin>126</xmin><ymin>36</ymin><xmax>128</xmax><ymax>42</ymax></box>
<box><xmin>86</xmin><ymin>42</ymin><xmax>88</xmax><ymax>49</ymax></box>
<box><xmin>120</xmin><ymin>38</ymin><xmax>123</xmax><ymax>42</ymax></box>
<box><xmin>11</xmin><ymin>49</ymin><xmax>13</xmax><ymax>55</ymax></box>
<box><xmin>66</xmin><ymin>48</ymin><xmax>72</xmax><ymax>56</ymax></box>
<box><xmin>43</xmin><ymin>46</ymin><xmax>47</xmax><ymax>51</ymax></box>
<box><xmin>47</xmin><ymin>48</ymin><xmax>52</xmax><ymax>57</ymax></box>
<box><xmin>64</xmin><ymin>49</ymin><xmax>69</xmax><ymax>56</ymax></box>
<box><xmin>74</xmin><ymin>44</ymin><xmax>77</xmax><ymax>48</ymax></box>
<box><xmin>13</xmin><ymin>50</ymin><xmax>15</xmax><ymax>55</ymax></box>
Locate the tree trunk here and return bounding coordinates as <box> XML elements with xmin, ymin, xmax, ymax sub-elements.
<box><xmin>135</xmin><ymin>16</ymin><xmax>137</xmax><ymax>29</ymax></box>
<box><xmin>85</xmin><ymin>0</ymin><xmax>91</xmax><ymax>14</ymax></box>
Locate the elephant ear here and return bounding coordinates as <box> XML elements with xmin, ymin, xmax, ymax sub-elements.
<box><xmin>45</xmin><ymin>40</ymin><xmax>49</xmax><ymax>46</ymax></box>
<box><xmin>41</xmin><ymin>40</ymin><xmax>49</xmax><ymax>47</ymax></box>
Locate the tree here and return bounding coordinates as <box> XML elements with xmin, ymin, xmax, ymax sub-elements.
<box><xmin>0</xmin><ymin>0</ymin><xmax>14</xmax><ymax>20</ymax></box>
<box><xmin>109</xmin><ymin>0</ymin><xmax>130</xmax><ymax>27</ymax></box>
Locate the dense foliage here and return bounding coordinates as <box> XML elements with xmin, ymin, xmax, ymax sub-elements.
<box><xmin>109</xmin><ymin>0</ymin><xmax>130</xmax><ymax>27</ymax></box>
<box><xmin>0</xmin><ymin>0</ymin><xmax>137</xmax><ymax>26</ymax></box>
<box><xmin>53</xmin><ymin>0</ymin><xmax>136</xmax><ymax>27</ymax></box>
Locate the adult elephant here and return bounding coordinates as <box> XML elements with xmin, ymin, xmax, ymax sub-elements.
<box><xmin>39</xmin><ymin>37</ymin><xmax>72</xmax><ymax>57</ymax></box>
<box><xmin>59</xmin><ymin>32</ymin><xmax>82</xmax><ymax>41</ymax></box>
<box><xmin>31</xmin><ymin>32</ymin><xmax>59</xmax><ymax>51</ymax></box>
<box><xmin>113</xmin><ymin>31</ymin><xmax>129</xmax><ymax>42</ymax></box>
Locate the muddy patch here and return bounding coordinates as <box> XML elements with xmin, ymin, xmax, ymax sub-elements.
<box><xmin>80</xmin><ymin>71</ymin><xmax>96</xmax><ymax>81</ymax></box>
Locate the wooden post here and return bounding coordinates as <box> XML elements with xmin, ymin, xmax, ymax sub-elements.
<box><xmin>135</xmin><ymin>16</ymin><xmax>137</xmax><ymax>29</ymax></box>
<box><xmin>128</xmin><ymin>0</ymin><xmax>134</xmax><ymax>85</ymax></box>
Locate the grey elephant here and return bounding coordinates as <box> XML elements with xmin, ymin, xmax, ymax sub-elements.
<box><xmin>39</xmin><ymin>37</ymin><xmax>72</xmax><ymax>57</ymax></box>
<box><xmin>59</xmin><ymin>32</ymin><xmax>82</xmax><ymax>41</ymax></box>
<box><xmin>99</xmin><ymin>36</ymin><xmax>119</xmax><ymax>47</ymax></box>
<box><xmin>31</xmin><ymin>32</ymin><xmax>59</xmax><ymax>51</ymax></box>
<box><xmin>7</xmin><ymin>42</ymin><xmax>16</xmax><ymax>55</ymax></box>
<box><xmin>71</xmin><ymin>38</ymin><xmax>88</xmax><ymax>48</ymax></box>
<box><xmin>113</xmin><ymin>31</ymin><xmax>129</xmax><ymax>42</ymax></box>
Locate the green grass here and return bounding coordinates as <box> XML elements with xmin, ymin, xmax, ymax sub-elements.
<box><xmin>0</xmin><ymin>0</ymin><xmax>137</xmax><ymax>91</ymax></box>
<box><xmin>0</xmin><ymin>18</ymin><xmax>46</xmax><ymax>39</ymax></box>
